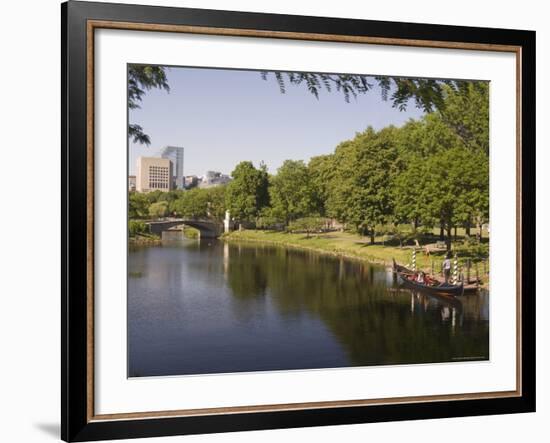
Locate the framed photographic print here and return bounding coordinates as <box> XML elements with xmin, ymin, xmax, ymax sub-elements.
<box><xmin>61</xmin><ymin>1</ymin><xmax>536</xmax><ymax>441</ymax></box>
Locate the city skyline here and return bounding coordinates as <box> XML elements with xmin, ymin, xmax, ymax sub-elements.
<box><xmin>129</xmin><ymin>66</ymin><xmax>425</xmax><ymax>177</ymax></box>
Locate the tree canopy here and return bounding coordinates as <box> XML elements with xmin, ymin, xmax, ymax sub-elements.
<box><xmin>127</xmin><ymin>67</ymin><xmax>489</xmax><ymax>252</ymax></box>
<box><xmin>128</xmin><ymin>65</ymin><xmax>169</xmax><ymax>145</ymax></box>
<box><xmin>269</xmin><ymin>160</ymin><xmax>319</xmax><ymax>223</ymax></box>
<box><xmin>225</xmin><ymin>161</ymin><xmax>269</xmax><ymax>222</ymax></box>
<box><xmin>261</xmin><ymin>71</ymin><xmax>484</xmax><ymax>113</ymax></box>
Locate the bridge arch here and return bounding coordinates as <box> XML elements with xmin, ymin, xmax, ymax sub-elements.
<box><xmin>146</xmin><ymin>219</ymin><xmax>223</xmax><ymax>239</ymax></box>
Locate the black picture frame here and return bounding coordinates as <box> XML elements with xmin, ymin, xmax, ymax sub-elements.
<box><xmin>62</xmin><ymin>1</ymin><xmax>536</xmax><ymax>441</ymax></box>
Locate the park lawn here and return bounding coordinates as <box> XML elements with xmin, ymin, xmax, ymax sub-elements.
<box><xmin>224</xmin><ymin>230</ymin><xmax>423</xmax><ymax>268</ymax></box>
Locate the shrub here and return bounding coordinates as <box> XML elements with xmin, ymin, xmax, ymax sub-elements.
<box><xmin>148</xmin><ymin>201</ymin><xmax>169</xmax><ymax>218</ymax></box>
<box><xmin>288</xmin><ymin>217</ymin><xmax>327</xmax><ymax>238</ymax></box>
<box><xmin>183</xmin><ymin>226</ymin><xmax>199</xmax><ymax>239</ymax></box>
<box><xmin>129</xmin><ymin>220</ymin><xmax>147</xmax><ymax>237</ymax></box>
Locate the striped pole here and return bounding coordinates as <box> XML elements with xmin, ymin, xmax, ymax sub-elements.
<box><xmin>412</xmin><ymin>249</ymin><xmax>417</xmax><ymax>271</ymax></box>
<box><xmin>452</xmin><ymin>253</ymin><xmax>459</xmax><ymax>284</ymax></box>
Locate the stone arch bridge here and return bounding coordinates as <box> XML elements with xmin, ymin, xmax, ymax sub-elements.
<box><xmin>146</xmin><ymin>218</ymin><xmax>223</xmax><ymax>239</ymax></box>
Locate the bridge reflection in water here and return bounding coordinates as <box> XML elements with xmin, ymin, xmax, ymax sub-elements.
<box><xmin>128</xmin><ymin>240</ymin><xmax>489</xmax><ymax>377</ymax></box>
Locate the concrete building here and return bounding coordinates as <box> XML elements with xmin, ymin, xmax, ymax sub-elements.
<box><xmin>136</xmin><ymin>157</ymin><xmax>173</xmax><ymax>192</ymax></box>
<box><xmin>159</xmin><ymin>146</ymin><xmax>184</xmax><ymax>190</ymax></box>
<box><xmin>184</xmin><ymin>175</ymin><xmax>199</xmax><ymax>188</ymax></box>
<box><xmin>199</xmin><ymin>170</ymin><xmax>231</xmax><ymax>188</ymax></box>
<box><xmin>128</xmin><ymin>175</ymin><xmax>136</xmax><ymax>192</ymax></box>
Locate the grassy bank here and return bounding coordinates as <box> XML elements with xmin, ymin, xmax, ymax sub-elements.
<box><xmin>129</xmin><ymin>233</ymin><xmax>162</xmax><ymax>245</ymax></box>
<box><xmin>183</xmin><ymin>226</ymin><xmax>200</xmax><ymax>239</ymax></box>
<box><xmin>223</xmin><ymin>229</ymin><xmax>489</xmax><ymax>276</ymax></box>
<box><xmin>224</xmin><ymin>230</ymin><xmax>414</xmax><ymax>267</ymax></box>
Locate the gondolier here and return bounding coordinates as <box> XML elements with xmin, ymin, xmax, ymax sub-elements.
<box><xmin>392</xmin><ymin>259</ymin><xmax>464</xmax><ymax>298</ymax></box>
<box><xmin>442</xmin><ymin>254</ymin><xmax>452</xmax><ymax>283</ymax></box>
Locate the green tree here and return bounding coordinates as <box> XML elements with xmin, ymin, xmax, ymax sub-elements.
<box><xmin>256</xmin><ymin>207</ymin><xmax>285</xmax><ymax>229</ymax></box>
<box><xmin>308</xmin><ymin>154</ymin><xmax>336</xmax><ymax>216</ymax></box>
<box><xmin>269</xmin><ymin>160</ymin><xmax>317</xmax><ymax>224</ymax></box>
<box><xmin>172</xmin><ymin>186</ymin><xmax>227</xmax><ymax>220</ymax></box>
<box><xmin>225</xmin><ymin>161</ymin><xmax>269</xmax><ymax>222</ymax></box>
<box><xmin>128</xmin><ymin>220</ymin><xmax>147</xmax><ymax>237</ymax></box>
<box><xmin>148</xmin><ymin>201</ymin><xmax>169</xmax><ymax>218</ymax></box>
<box><xmin>129</xmin><ymin>192</ymin><xmax>150</xmax><ymax>219</ymax></box>
<box><xmin>391</xmin><ymin>114</ymin><xmax>460</xmax><ymax>229</ymax></box>
<box><xmin>141</xmin><ymin>190</ymin><xmax>165</xmax><ymax>205</ymax></box>
<box><xmin>419</xmin><ymin>147</ymin><xmax>488</xmax><ymax>250</ymax></box>
<box><xmin>173</xmin><ymin>188</ymin><xmax>209</xmax><ymax>218</ymax></box>
<box><xmin>392</xmin><ymin>154</ymin><xmax>426</xmax><ymax>230</ymax></box>
<box><xmin>204</xmin><ymin>186</ymin><xmax>227</xmax><ymax>220</ymax></box>
<box><xmin>262</xmin><ymin>71</ymin><xmax>480</xmax><ymax>113</ymax></box>
<box><xmin>454</xmin><ymin>151</ymin><xmax>489</xmax><ymax>238</ymax></box>
<box><xmin>439</xmin><ymin>82</ymin><xmax>489</xmax><ymax>155</ymax></box>
<box><xmin>326</xmin><ymin>127</ymin><xmax>398</xmax><ymax>243</ymax></box>
<box><xmin>128</xmin><ymin>65</ymin><xmax>170</xmax><ymax>145</ymax></box>
<box><xmin>392</xmin><ymin>108</ymin><xmax>483</xmax><ymax>235</ymax></box>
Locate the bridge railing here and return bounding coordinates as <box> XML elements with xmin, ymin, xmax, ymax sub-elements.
<box><xmin>146</xmin><ymin>217</ymin><xmax>222</xmax><ymax>224</ymax></box>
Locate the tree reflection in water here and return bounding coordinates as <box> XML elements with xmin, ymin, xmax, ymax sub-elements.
<box><xmin>128</xmin><ymin>241</ymin><xmax>489</xmax><ymax>377</ymax></box>
<box><xmin>223</xmin><ymin>242</ymin><xmax>488</xmax><ymax>367</ymax></box>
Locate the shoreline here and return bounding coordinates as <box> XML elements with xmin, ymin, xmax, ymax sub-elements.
<box><xmin>222</xmin><ymin>230</ymin><xmax>406</xmax><ymax>268</ymax></box>
<box><xmin>129</xmin><ymin>234</ymin><xmax>162</xmax><ymax>246</ymax></box>
<box><xmin>222</xmin><ymin>230</ymin><xmax>490</xmax><ymax>288</ymax></box>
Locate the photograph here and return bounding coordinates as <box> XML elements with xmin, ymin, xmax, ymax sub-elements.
<box><xmin>127</xmin><ymin>64</ymin><xmax>490</xmax><ymax>377</ymax></box>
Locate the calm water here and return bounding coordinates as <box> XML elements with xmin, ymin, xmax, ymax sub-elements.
<box><xmin>128</xmin><ymin>239</ymin><xmax>489</xmax><ymax>377</ymax></box>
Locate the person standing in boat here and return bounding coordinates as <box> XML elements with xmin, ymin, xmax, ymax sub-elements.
<box><xmin>442</xmin><ymin>254</ymin><xmax>452</xmax><ymax>283</ymax></box>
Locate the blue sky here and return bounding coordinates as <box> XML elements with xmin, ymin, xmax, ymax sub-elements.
<box><xmin>129</xmin><ymin>67</ymin><xmax>425</xmax><ymax>176</ymax></box>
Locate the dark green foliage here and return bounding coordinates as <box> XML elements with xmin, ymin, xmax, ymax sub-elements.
<box><xmin>308</xmin><ymin>154</ymin><xmax>336</xmax><ymax>216</ymax></box>
<box><xmin>438</xmin><ymin>82</ymin><xmax>489</xmax><ymax>155</ymax></box>
<box><xmin>127</xmin><ymin>182</ymin><xmax>224</xmax><ymax>224</ymax></box>
<box><xmin>323</xmin><ymin>127</ymin><xmax>398</xmax><ymax>242</ymax></box>
<box><xmin>148</xmin><ymin>201</ymin><xmax>169</xmax><ymax>218</ymax></box>
<box><xmin>172</xmin><ymin>186</ymin><xmax>227</xmax><ymax>220</ymax></box>
<box><xmin>128</xmin><ymin>124</ymin><xmax>151</xmax><ymax>145</ymax></box>
<box><xmin>128</xmin><ymin>192</ymin><xmax>150</xmax><ymax>219</ymax></box>
<box><xmin>262</xmin><ymin>71</ymin><xmax>483</xmax><ymax>113</ymax></box>
<box><xmin>269</xmin><ymin>160</ymin><xmax>319</xmax><ymax>223</ymax></box>
<box><xmin>261</xmin><ymin>71</ymin><xmax>371</xmax><ymax>102</ymax></box>
<box><xmin>128</xmin><ymin>65</ymin><xmax>170</xmax><ymax>109</ymax></box>
<box><xmin>205</xmin><ymin>186</ymin><xmax>227</xmax><ymax>220</ymax></box>
<box><xmin>225</xmin><ymin>161</ymin><xmax>269</xmax><ymax>222</ymax></box>
<box><xmin>256</xmin><ymin>207</ymin><xmax>285</xmax><ymax>230</ymax></box>
<box><xmin>128</xmin><ymin>220</ymin><xmax>147</xmax><ymax>237</ymax></box>
<box><xmin>128</xmin><ymin>64</ymin><xmax>170</xmax><ymax>145</ymax></box>
<box><xmin>172</xmin><ymin>188</ymin><xmax>208</xmax><ymax>218</ymax></box>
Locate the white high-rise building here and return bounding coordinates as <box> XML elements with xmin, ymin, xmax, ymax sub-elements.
<box><xmin>159</xmin><ymin>146</ymin><xmax>184</xmax><ymax>190</ymax></box>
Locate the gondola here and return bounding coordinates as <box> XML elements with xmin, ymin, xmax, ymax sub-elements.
<box><xmin>392</xmin><ymin>259</ymin><xmax>464</xmax><ymax>298</ymax></box>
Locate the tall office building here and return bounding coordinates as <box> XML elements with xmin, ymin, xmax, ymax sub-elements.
<box><xmin>136</xmin><ymin>157</ymin><xmax>173</xmax><ymax>192</ymax></box>
<box><xmin>159</xmin><ymin>146</ymin><xmax>184</xmax><ymax>190</ymax></box>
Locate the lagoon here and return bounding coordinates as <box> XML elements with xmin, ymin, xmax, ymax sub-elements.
<box><xmin>128</xmin><ymin>239</ymin><xmax>489</xmax><ymax>377</ymax></box>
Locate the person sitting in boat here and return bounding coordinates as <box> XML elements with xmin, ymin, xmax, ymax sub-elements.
<box><xmin>423</xmin><ymin>273</ymin><xmax>434</xmax><ymax>285</ymax></box>
<box><xmin>416</xmin><ymin>271</ymin><xmax>425</xmax><ymax>283</ymax></box>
